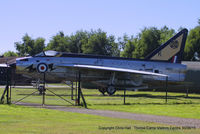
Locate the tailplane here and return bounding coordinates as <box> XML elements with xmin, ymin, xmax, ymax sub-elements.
<box><xmin>145</xmin><ymin>29</ymin><xmax>188</xmax><ymax>63</ymax></box>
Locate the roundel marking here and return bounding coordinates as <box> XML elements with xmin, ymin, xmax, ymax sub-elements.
<box><xmin>170</xmin><ymin>40</ymin><xmax>179</xmax><ymax>49</ymax></box>
<box><xmin>37</xmin><ymin>63</ymin><xmax>48</xmax><ymax>73</ymax></box>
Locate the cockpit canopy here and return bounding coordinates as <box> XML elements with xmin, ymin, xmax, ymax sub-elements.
<box><xmin>34</xmin><ymin>50</ymin><xmax>114</xmax><ymax>59</ymax></box>
<box><xmin>34</xmin><ymin>50</ymin><xmax>60</xmax><ymax>57</ymax></box>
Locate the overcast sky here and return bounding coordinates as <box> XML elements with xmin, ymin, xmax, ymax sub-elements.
<box><xmin>0</xmin><ymin>0</ymin><xmax>199</xmax><ymax>54</ymax></box>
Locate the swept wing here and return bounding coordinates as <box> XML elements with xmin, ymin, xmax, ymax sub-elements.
<box><xmin>57</xmin><ymin>64</ymin><xmax>168</xmax><ymax>77</ymax></box>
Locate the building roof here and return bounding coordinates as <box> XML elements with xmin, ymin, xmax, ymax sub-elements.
<box><xmin>0</xmin><ymin>57</ymin><xmax>16</xmax><ymax>64</ymax></box>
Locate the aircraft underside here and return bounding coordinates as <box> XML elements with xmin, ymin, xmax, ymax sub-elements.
<box><xmin>17</xmin><ymin>69</ymin><xmax>182</xmax><ymax>96</ymax></box>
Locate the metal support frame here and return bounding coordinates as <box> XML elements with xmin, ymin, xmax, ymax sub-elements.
<box><xmin>124</xmin><ymin>89</ymin><xmax>126</xmax><ymax>105</ymax></box>
<box><xmin>75</xmin><ymin>72</ymin><xmax>78</xmax><ymax>105</ymax></box>
<box><xmin>1</xmin><ymin>85</ymin><xmax>11</xmax><ymax>104</ymax></box>
<box><xmin>46</xmin><ymin>88</ymin><xmax>74</xmax><ymax>105</ymax></box>
<box><xmin>14</xmin><ymin>72</ymin><xmax>74</xmax><ymax>106</ymax></box>
<box><xmin>77</xmin><ymin>72</ymin><xmax>81</xmax><ymax>105</ymax></box>
<box><xmin>76</xmin><ymin>70</ymin><xmax>87</xmax><ymax>108</ymax></box>
<box><xmin>186</xmin><ymin>88</ymin><xmax>189</xmax><ymax>98</ymax></box>
<box><xmin>6</xmin><ymin>65</ymin><xmax>11</xmax><ymax>104</ymax></box>
<box><xmin>0</xmin><ymin>67</ymin><xmax>12</xmax><ymax>104</ymax></box>
<box><xmin>165</xmin><ymin>76</ymin><xmax>168</xmax><ymax>103</ymax></box>
<box><xmin>42</xmin><ymin>73</ymin><xmax>46</xmax><ymax>106</ymax></box>
<box><xmin>71</xmin><ymin>82</ymin><xmax>74</xmax><ymax>100</ymax></box>
<box><xmin>40</xmin><ymin>72</ymin><xmax>75</xmax><ymax>106</ymax></box>
<box><xmin>14</xmin><ymin>90</ymin><xmax>38</xmax><ymax>104</ymax></box>
<box><xmin>185</xmin><ymin>85</ymin><xmax>189</xmax><ymax>98</ymax></box>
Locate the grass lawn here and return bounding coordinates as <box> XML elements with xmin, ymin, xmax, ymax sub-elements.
<box><xmin>1</xmin><ymin>85</ymin><xmax>200</xmax><ymax>120</ymax></box>
<box><xmin>85</xmin><ymin>90</ymin><xmax>200</xmax><ymax>119</ymax></box>
<box><xmin>0</xmin><ymin>104</ymin><xmax>199</xmax><ymax>134</ymax></box>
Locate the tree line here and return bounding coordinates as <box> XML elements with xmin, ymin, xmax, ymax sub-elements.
<box><xmin>3</xmin><ymin>19</ymin><xmax>200</xmax><ymax>61</ymax></box>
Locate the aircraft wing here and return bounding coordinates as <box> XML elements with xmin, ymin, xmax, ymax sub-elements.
<box><xmin>57</xmin><ymin>64</ymin><xmax>168</xmax><ymax>77</ymax></box>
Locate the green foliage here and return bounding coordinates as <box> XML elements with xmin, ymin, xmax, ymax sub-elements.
<box><xmin>68</xmin><ymin>30</ymin><xmax>89</xmax><ymax>53</ymax></box>
<box><xmin>3</xmin><ymin>51</ymin><xmax>18</xmax><ymax>57</ymax></box>
<box><xmin>121</xmin><ymin>26</ymin><xmax>175</xmax><ymax>59</ymax></box>
<box><xmin>133</xmin><ymin>27</ymin><xmax>161</xmax><ymax>59</ymax></box>
<box><xmin>15</xmin><ymin>34</ymin><xmax>45</xmax><ymax>56</ymax></box>
<box><xmin>184</xmin><ymin>26</ymin><xmax>200</xmax><ymax>60</ymax></box>
<box><xmin>82</xmin><ymin>29</ymin><xmax>120</xmax><ymax>56</ymax></box>
<box><xmin>159</xmin><ymin>26</ymin><xmax>175</xmax><ymax>44</ymax></box>
<box><xmin>109</xmin><ymin>35</ymin><xmax>120</xmax><ymax>56</ymax></box>
<box><xmin>120</xmin><ymin>39</ymin><xmax>136</xmax><ymax>58</ymax></box>
<box><xmin>118</xmin><ymin>34</ymin><xmax>130</xmax><ymax>50</ymax></box>
<box><xmin>12</xmin><ymin>20</ymin><xmax>200</xmax><ymax>59</ymax></box>
<box><xmin>45</xmin><ymin>29</ymin><xmax>120</xmax><ymax>56</ymax></box>
<box><xmin>198</xmin><ymin>18</ymin><xmax>200</xmax><ymax>25</ymax></box>
<box><xmin>33</xmin><ymin>37</ymin><xmax>45</xmax><ymax>54</ymax></box>
<box><xmin>45</xmin><ymin>31</ymin><xmax>70</xmax><ymax>52</ymax></box>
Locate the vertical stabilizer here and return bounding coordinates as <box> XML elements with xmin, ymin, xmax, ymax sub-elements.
<box><xmin>145</xmin><ymin>29</ymin><xmax>188</xmax><ymax>63</ymax></box>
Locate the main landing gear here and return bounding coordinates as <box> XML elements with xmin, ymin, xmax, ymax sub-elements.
<box><xmin>106</xmin><ymin>85</ymin><xmax>116</xmax><ymax>96</ymax></box>
<box><xmin>98</xmin><ymin>85</ymin><xmax>117</xmax><ymax>96</ymax></box>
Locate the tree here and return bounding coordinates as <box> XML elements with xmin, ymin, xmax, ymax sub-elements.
<box><xmin>120</xmin><ymin>26</ymin><xmax>175</xmax><ymax>59</ymax></box>
<box><xmin>15</xmin><ymin>34</ymin><xmax>45</xmax><ymax>56</ymax></box>
<box><xmin>184</xmin><ymin>26</ymin><xmax>200</xmax><ymax>60</ymax></box>
<box><xmin>118</xmin><ymin>34</ymin><xmax>130</xmax><ymax>51</ymax></box>
<box><xmin>132</xmin><ymin>27</ymin><xmax>161</xmax><ymax>59</ymax></box>
<box><xmin>82</xmin><ymin>29</ymin><xmax>119</xmax><ymax>56</ymax></box>
<box><xmin>108</xmin><ymin>35</ymin><xmax>120</xmax><ymax>57</ymax></box>
<box><xmin>45</xmin><ymin>31</ymin><xmax>70</xmax><ymax>52</ymax></box>
<box><xmin>198</xmin><ymin>18</ymin><xmax>200</xmax><ymax>25</ymax></box>
<box><xmin>120</xmin><ymin>39</ymin><xmax>136</xmax><ymax>58</ymax></box>
<box><xmin>15</xmin><ymin>34</ymin><xmax>33</xmax><ymax>56</ymax></box>
<box><xmin>3</xmin><ymin>51</ymin><xmax>18</xmax><ymax>57</ymax></box>
<box><xmin>160</xmin><ymin>26</ymin><xmax>175</xmax><ymax>44</ymax></box>
<box><xmin>68</xmin><ymin>30</ymin><xmax>88</xmax><ymax>53</ymax></box>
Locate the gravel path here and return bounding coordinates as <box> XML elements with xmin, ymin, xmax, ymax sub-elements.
<box><xmin>16</xmin><ymin>102</ymin><xmax>200</xmax><ymax>128</ymax></box>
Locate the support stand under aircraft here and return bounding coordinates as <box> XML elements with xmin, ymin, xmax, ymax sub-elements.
<box><xmin>13</xmin><ymin>70</ymin><xmax>87</xmax><ymax>108</ymax></box>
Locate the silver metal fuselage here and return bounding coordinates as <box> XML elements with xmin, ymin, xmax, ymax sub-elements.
<box><xmin>16</xmin><ymin>55</ymin><xmax>186</xmax><ymax>90</ymax></box>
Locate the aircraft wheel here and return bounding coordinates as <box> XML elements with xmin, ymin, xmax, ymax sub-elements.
<box><xmin>98</xmin><ymin>88</ymin><xmax>107</xmax><ymax>95</ymax></box>
<box><xmin>107</xmin><ymin>85</ymin><xmax>116</xmax><ymax>96</ymax></box>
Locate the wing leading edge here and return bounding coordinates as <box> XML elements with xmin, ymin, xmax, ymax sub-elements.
<box><xmin>57</xmin><ymin>64</ymin><xmax>168</xmax><ymax>77</ymax></box>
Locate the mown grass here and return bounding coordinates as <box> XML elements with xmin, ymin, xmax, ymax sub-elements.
<box><xmin>1</xmin><ymin>104</ymin><xmax>198</xmax><ymax>134</ymax></box>
<box><xmin>85</xmin><ymin>90</ymin><xmax>200</xmax><ymax>119</ymax></box>
<box><xmin>1</xmin><ymin>86</ymin><xmax>200</xmax><ymax>133</ymax></box>
<box><xmin>2</xmin><ymin>86</ymin><xmax>200</xmax><ymax>119</ymax></box>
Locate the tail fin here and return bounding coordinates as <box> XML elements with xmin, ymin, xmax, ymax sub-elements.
<box><xmin>145</xmin><ymin>29</ymin><xmax>188</xmax><ymax>63</ymax></box>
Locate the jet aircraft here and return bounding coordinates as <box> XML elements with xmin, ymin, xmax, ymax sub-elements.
<box><xmin>15</xmin><ymin>29</ymin><xmax>188</xmax><ymax>95</ymax></box>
